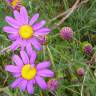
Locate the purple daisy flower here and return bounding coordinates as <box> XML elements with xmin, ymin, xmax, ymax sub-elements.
<box><xmin>5</xmin><ymin>51</ymin><xmax>54</xmax><ymax>94</ymax></box>
<box><xmin>60</xmin><ymin>27</ymin><xmax>73</xmax><ymax>41</ymax></box>
<box><xmin>3</xmin><ymin>6</ymin><xmax>51</xmax><ymax>54</ymax></box>
<box><xmin>6</xmin><ymin>0</ymin><xmax>21</xmax><ymax>10</ymax></box>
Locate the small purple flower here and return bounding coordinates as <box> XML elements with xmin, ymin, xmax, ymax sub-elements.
<box><xmin>6</xmin><ymin>0</ymin><xmax>22</xmax><ymax>10</ymax></box>
<box><xmin>83</xmin><ymin>44</ymin><xmax>93</xmax><ymax>54</ymax></box>
<box><xmin>3</xmin><ymin>7</ymin><xmax>51</xmax><ymax>55</ymax></box>
<box><xmin>5</xmin><ymin>51</ymin><xmax>54</xmax><ymax>94</ymax></box>
<box><xmin>60</xmin><ymin>27</ymin><xmax>73</xmax><ymax>41</ymax></box>
<box><xmin>77</xmin><ymin>68</ymin><xmax>84</xmax><ymax>76</ymax></box>
<box><xmin>47</xmin><ymin>79</ymin><xmax>58</xmax><ymax>91</ymax></box>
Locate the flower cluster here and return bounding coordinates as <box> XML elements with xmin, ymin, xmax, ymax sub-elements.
<box><xmin>4</xmin><ymin>6</ymin><xmax>54</xmax><ymax>94</ymax></box>
<box><xmin>3</xmin><ymin>0</ymin><xmax>91</xmax><ymax>95</ymax></box>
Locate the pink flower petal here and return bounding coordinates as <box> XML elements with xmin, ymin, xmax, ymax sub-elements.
<box><xmin>10</xmin><ymin>40</ymin><xmax>19</xmax><ymax>51</ymax></box>
<box><xmin>30</xmin><ymin>50</ymin><xmax>37</xmax><ymax>64</ymax></box>
<box><xmin>3</xmin><ymin>26</ymin><xmax>18</xmax><ymax>33</ymax></box>
<box><xmin>33</xmin><ymin>20</ymin><xmax>46</xmax><ymax>31</ymax></box>
<box><xmin>30</xmin><ymin>38</ymin><xmax>41</xmax><ymax>51</ymax></box>
<box><xmin>11</xmin><ymin>78</ymin><xmax>23</xmax><ymax>88</ymax></box>
<box><xmin>35</xmin><ymin>76</ymin><xmax>47</xmax><ymax>90</ymax></box>
<box><xmin>13</xmin><ymin>73</ymin><xmax>21</xmax><ymax>77</ymax></box>
<box><xmin>29</xmin><ymin>13</ymin><xmax>39</xmax><ymax>25</ymax></box>
<box><xmin>34</xmin><ymin>28</ymin><xmax>51</xmax><ymax>36</ymax></box>
<box><xmin>26</xmin><ymin>43</ymin><xmax>33</xmax><ymax>57</ymax></box>
<box><xmin>20</xmin><ymin>40</ymin><xmax>27</xmax><ymax>50</ymax></box>
<box><xmin>6</xmin><ymin>0</ymin><xmax>11</xmax><ymax>3</ymax></box>
<box><xmin>36</xmin><ymin>61</ymin><xmax>51</xmax><ymax>70</ymax></box>
<box><xmin>12</xmin><ymin>54</ymin><xmax>23</xmax><ymax>67</ymax></box>
<box><xmin>5</xmin><ymin>16</ymin><xmax>20</xmax><ymax>28</ymax></box>
<box><xmin>14</xmin><ymin>10</ymin><xmax>20</xmax><ymax>20</ymax></box>
<box><xmin>13</xmin><ymin>10</ymin><xmax>24</xmax><ymax>25</ymax></box>
<box><xmin>20</xmin><ymin>51</ymin><xmax>29</xmax><ymax>64</ymax></box>
<box><xmin>32</xmin><ymin>79</ymin><xmax>36</xmax><ymax>84</ymax></box>
<box><xmin>19</xmin><ymin>79</ymin><xmax>27</xmax><ymax>91</ymax></box>
<box><xmin>38</xmin><ymin>69</ymin><xmax>54</xmax><ymax>77</ymax></box>
<box><xmin>20</xmin><ymin>6</ymin><xmax>28</xmax><ymax>24</ymax></box>
<box><xmin>8</xmin><ymin>34</ymin><xmax>18</xmax><ymax>40</ymax></box>
<box><xmin>5</xmin><ymin>65</ymin><xmax>21</xmax><ymax>73</ymax></box>
<box><xmin>27</xmin><ymin>80</ymin><xmax>34</xmax><ymax>94</ymax></box>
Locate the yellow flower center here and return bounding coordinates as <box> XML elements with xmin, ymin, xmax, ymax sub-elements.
<box><xmin>21</xmin><ymin>64</ymin><xmax>37</xmax><ymax>80</ymax></box>
<box><xmin>11</xmin><ymin>0</ymin><xmax>18</xmax><ymax>7</ymax></box>
<box><xmin>19</xmin><ymin>25</ymin><xmax>33</xmax><ymax>39</ymax></box>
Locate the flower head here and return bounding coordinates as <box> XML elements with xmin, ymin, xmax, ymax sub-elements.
<box><xmin>77</xmin><ymin>68</ymin><xmax>84</xmax><ymax>76</ymax></box>
<box><xmin>5</xmin><ymin>51</ymin><xmax>54</xmax><ymax>94</ymax></box>
<box><xmin>47</xmin><ymin>79</ymin><xmax>58</xmax><ymax>91</ymax></box>
<box><xmin>81</xmin><ymin>42</ymin><xmax>93</xmax><ymax>54</ymax></box>
<box><xmin>83</xmin><ymin>44</ymin><xmax>93</xmax><ymax>54</ymax></box>
<box><xmin>3</xmin><ymin>7</ymin><xmax>51</xmax><ymax>54</ymax></box>
<box><xmin>6</xmin><ymin>0</ymin><xmax>21</xmax><ymax>10</ymax></box>
<box><xmin>60</xmin><ymin>27</ymin><xmax>73</xmax><ymax>41</ymax></box>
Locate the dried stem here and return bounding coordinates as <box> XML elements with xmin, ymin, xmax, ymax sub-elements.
<box><xmin>56</xmin><ymin>0</ymin><xmax>80</xmax><ymax>26</ymax></box>
<box><xmin>46</xmin><ymin>45</ymin><xmax>55</xmax><ymax>70</ymax></box>
<box><xmin>0</xmin><ymin>46</ymin><xmax>10</xmax><ymax>54</ymax></box>
<box><xmin>50</xmin><ymin>0</ymin><xmax>89</xmax><ymax>29</ymax></box>
<box><xmin>78</xmin><ymin>0</ymin><xmax>89</xmax><ymax>7</ymax></box>
<box><xmin>48</xmin><ymin>9</ymin><xmax>71</xmax><ymax>24</ymax></box>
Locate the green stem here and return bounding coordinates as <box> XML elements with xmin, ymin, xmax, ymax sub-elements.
<box><xmin>43</xmin><ymin>45</ymin><xmax>46</xmax><ymax>60</ymax></box>
<box><xmin>46</xmin><ymin>45</ymin><xmax>55</xmax><ymax>70</ymax></box>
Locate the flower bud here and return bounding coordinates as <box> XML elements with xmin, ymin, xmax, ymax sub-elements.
<box><xmin>81</xmin><ymin>42</ymin><xmax>93</xmax><ymax>54</ymax></box>
<box><xmin>60</xmin><ymin>27</ymin><xmax>73</xmax><ymax>41</ymax></box>
<box><xmin>47</xmin><ymin>79</ymin><xmax>58</xmax><ymax>91</ymax></box>
<box><xmin>38</xmin><ymin>36</ymin><xmax>47</xmax><ymax>45</ymax></box>
<box><xmin>77</xmin><ymin>68</ymin><xmax>84</xmax><ymax>76</ymax></box>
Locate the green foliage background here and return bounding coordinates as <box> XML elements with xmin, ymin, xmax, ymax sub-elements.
<box><xmin>0</xmin><ymin>0</ymin><xmax>96</xmax><ymax>96</ymax></box>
